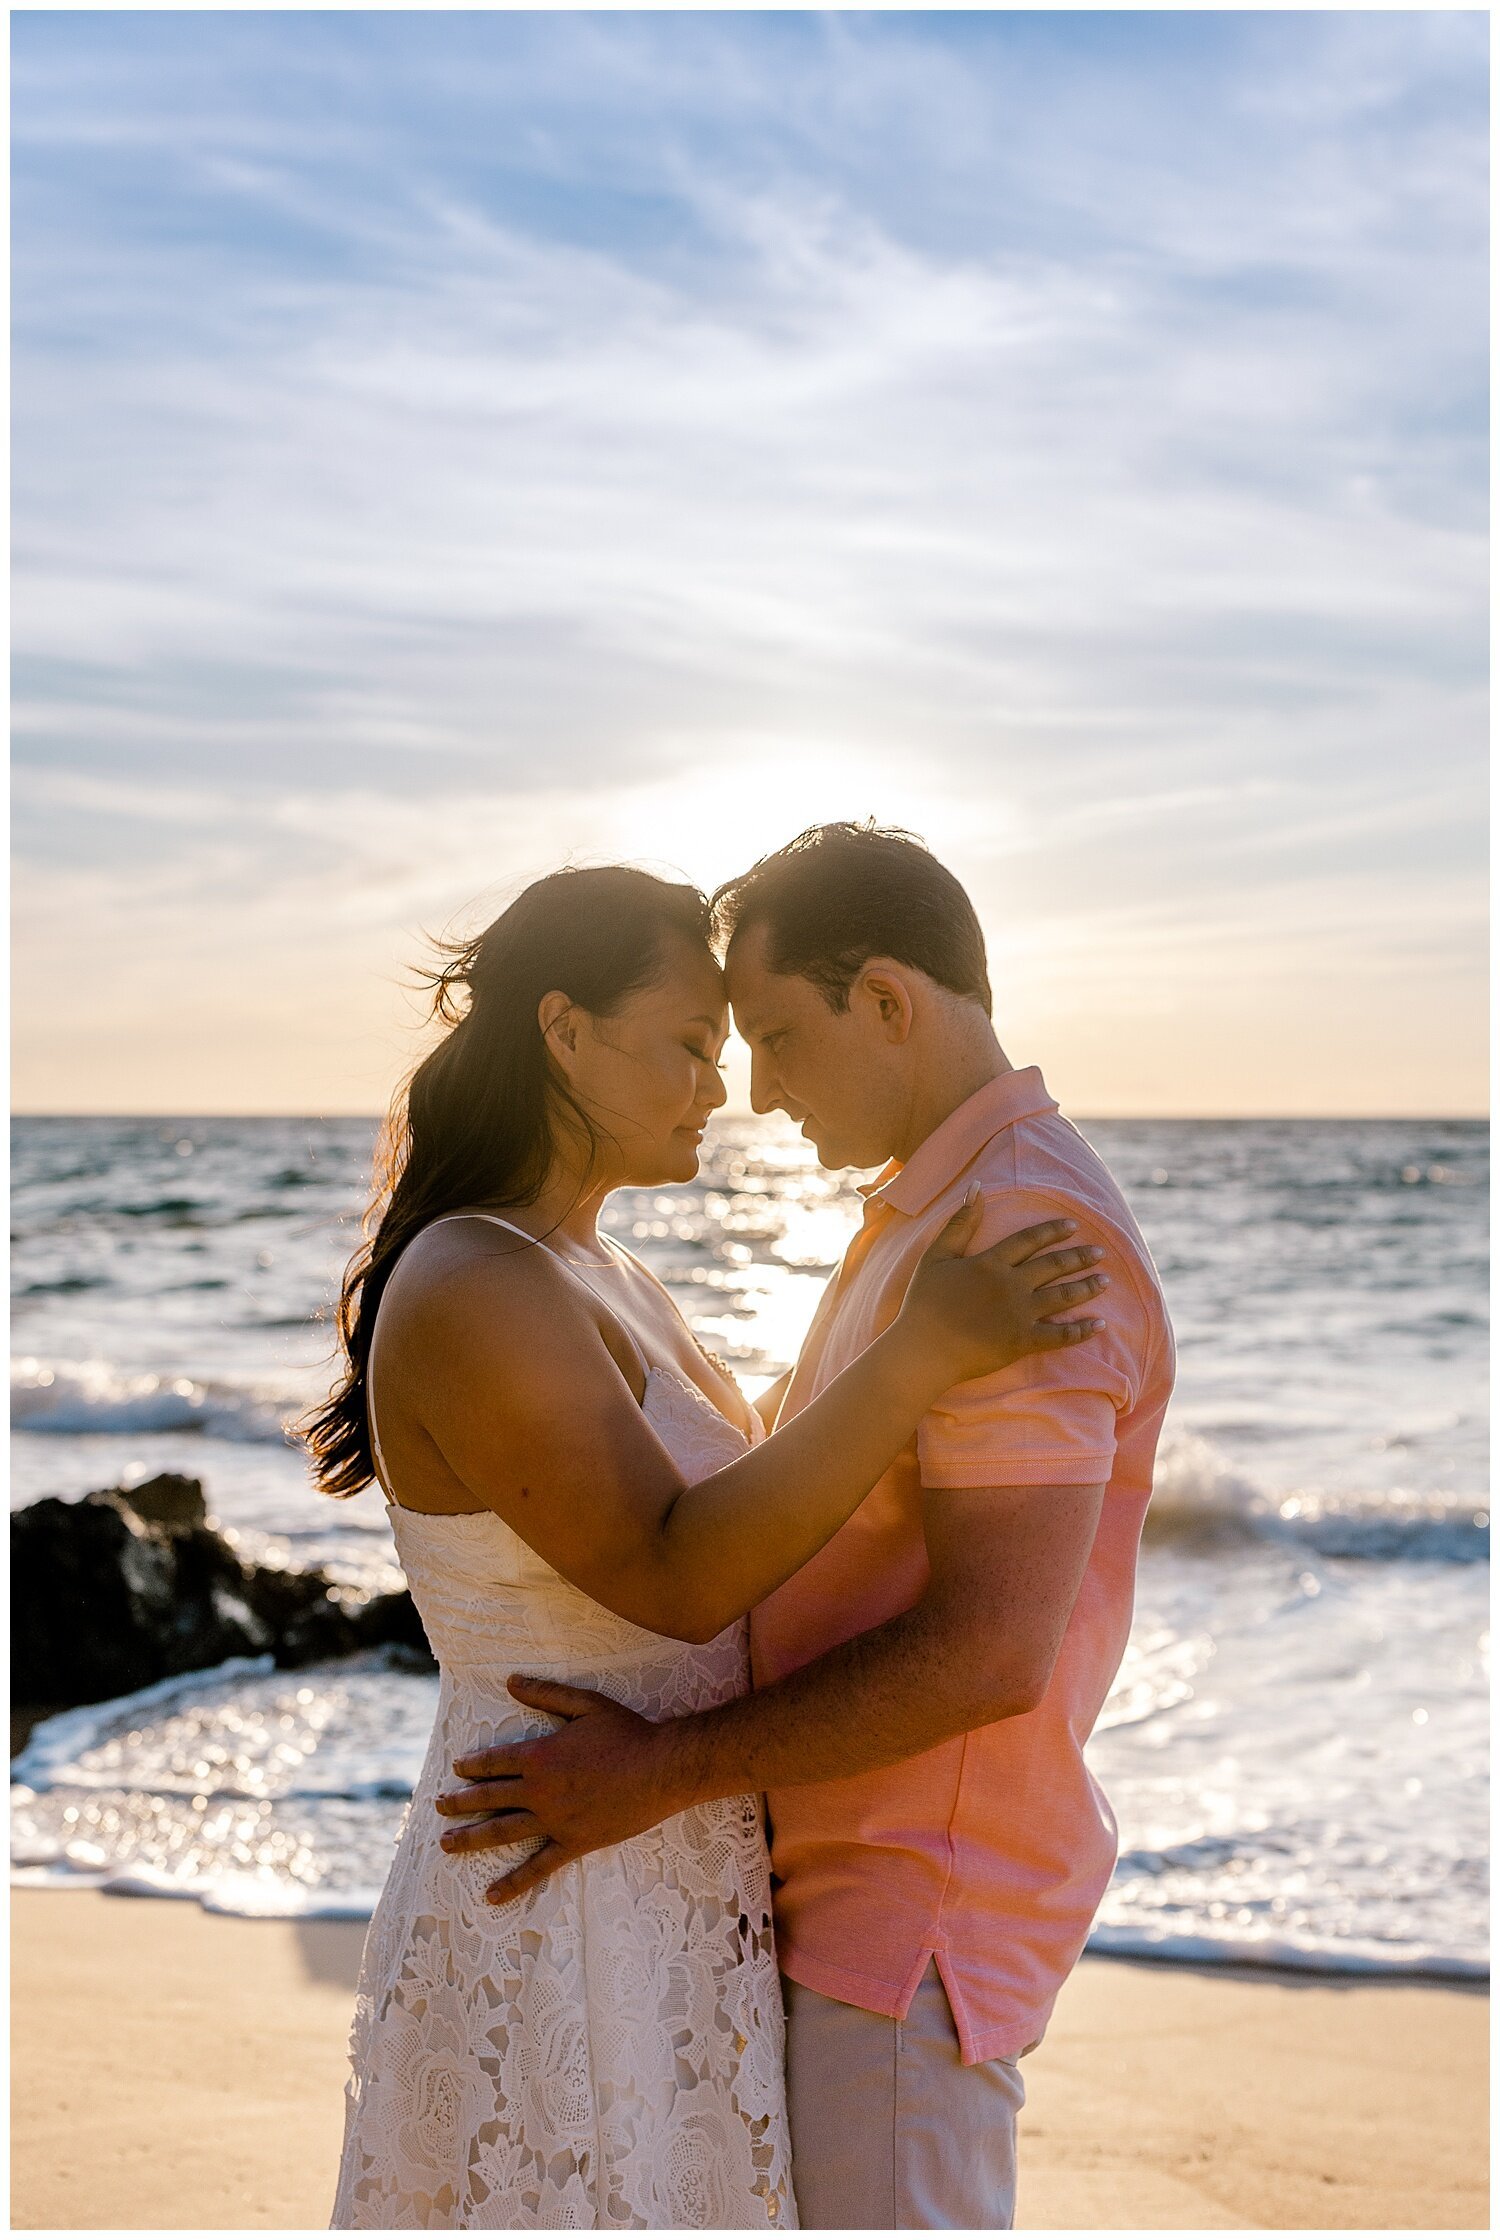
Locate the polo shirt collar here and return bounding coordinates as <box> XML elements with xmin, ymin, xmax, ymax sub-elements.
<box><xmin>859</xmin><ymin>1066</ymin><xmax>1058</xmax><ymax>1218</ymax></box>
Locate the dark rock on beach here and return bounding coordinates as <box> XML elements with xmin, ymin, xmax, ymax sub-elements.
<box><xmin>11</xmin><ymin>1478</ymin><xmax>435</xmax><ymax>1715</ymax></box>
<box><xmin>112</xmin><ymin>1470</ymin><xmax>208</xmax><ymax>1533</ymax></box>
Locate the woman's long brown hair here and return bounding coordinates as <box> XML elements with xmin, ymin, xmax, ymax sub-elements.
<box><xmin>301</xmin><ymin>865</ymin><xmax>712</xmax><ymax>1496</ymax></box>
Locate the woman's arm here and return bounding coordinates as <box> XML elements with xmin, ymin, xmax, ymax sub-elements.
<box><xmin>751</xmin><ymin>1369</ymin><xmax>792</xmax><ymax>1433</ymax></box>
<box><xmin>404</xmin><ymin>1205</ymin><xmax>1106</xmax><ymax>1643</ymax></box>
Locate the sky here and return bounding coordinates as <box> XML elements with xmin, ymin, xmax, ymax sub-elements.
<box><xmin>11</xmin><ymin>9</ymin><xmax>1488</xmax><ymax>1118</ymax></box>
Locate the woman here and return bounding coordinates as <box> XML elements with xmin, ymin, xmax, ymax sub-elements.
<box><xmin>306</xmin><ymin>866</ymin><xmax>1106</xmax><ymax>2231</ymax></box>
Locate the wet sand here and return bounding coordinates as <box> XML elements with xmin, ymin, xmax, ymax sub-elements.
<box><xmin>10</xmin><ymin>1889</ymin><xmax>1488</xmax><ymax>2230</ymax></box>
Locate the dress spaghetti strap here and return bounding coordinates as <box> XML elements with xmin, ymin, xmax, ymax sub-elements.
<box><xmin>366</xmin><ymin>1210</ymin><xmax>650</xmax><ymax>1505</ymax></box>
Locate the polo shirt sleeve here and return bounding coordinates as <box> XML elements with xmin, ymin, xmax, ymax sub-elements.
<box><xmin>916</xmin><ymin>1190</ymin><xmax>1140</xmax><ymax>1491</ymax></box>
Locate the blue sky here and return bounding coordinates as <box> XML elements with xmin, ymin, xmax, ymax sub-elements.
<box><xmin>12</xmin><ymin>10</ymin><xmax>1488</xmax><ymax>1114</ymax></box>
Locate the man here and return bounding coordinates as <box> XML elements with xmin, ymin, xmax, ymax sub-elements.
<box><xmin>439</xmin><ymin>822</ymin><xmax>1174</xmax><ymax>2229</ymax></box>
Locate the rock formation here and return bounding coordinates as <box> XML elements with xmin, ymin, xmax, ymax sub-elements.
<box><xmin>12</xmin><ymin>1476</ymin><xmax>434</xmax><ymax>1710</ymax></box>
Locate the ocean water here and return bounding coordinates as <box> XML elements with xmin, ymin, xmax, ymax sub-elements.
<box><xmin>11</xmin><ymin>1114</ymin><xmax>1489</xmax><ymax>1976</ymax></box>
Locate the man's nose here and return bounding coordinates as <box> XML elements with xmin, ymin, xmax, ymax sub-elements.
<box><xmin>747</xmin><ymin>1051</ymin><xmax>779</xmax><ymax>1116</ymax></box>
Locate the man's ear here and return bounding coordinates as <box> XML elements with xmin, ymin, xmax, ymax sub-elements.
<box><xmin>858</xmin><ymin>962</ymin><xmax>916</xmax><ymax>1044</ymax></box>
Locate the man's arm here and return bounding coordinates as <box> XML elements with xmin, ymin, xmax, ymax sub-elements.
<box><xmin>438</xmin><ymin>1475</ymin><xmax>1106</xmax><ymax>1902</ymax></box>
<box><xmin>656</xmin><ymin>1475</ymin><xmax>1105</xmax><ymax>1791</ymax></box>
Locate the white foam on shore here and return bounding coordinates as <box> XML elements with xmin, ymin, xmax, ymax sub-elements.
<box><xmin>11</xmin><ymin>1856</ymin><xmax>387</xmax><ymax>1919</ymax></box>
<box><xmin>11</xmin><ymin>1657</ymin><xmax>277</xmax><ymax>1791</ymax></box>
<box><xmin>11</xmin><ymin>1850</ymin><xmax>1486</xmax><ymax>1978</ymax></box>
<box><xmin>1084</xmin><ymin>1921</ymin><xmax>1487</xmax><ymax>1982</ymax></box>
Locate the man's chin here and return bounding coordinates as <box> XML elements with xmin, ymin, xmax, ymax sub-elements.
<box><xmin>800</xmin><ymin>1125</ymin><xmax>856</xmax><ymax>1171</ymax></box>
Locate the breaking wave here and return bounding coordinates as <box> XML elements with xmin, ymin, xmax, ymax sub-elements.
<box><xmin>1145</xmin><ymin>1429</ymin><xmax>1488</xmax><ymax>1564</ymax></box>
<box><xmin>11</xmin><ymin>1358</ymin><xmax>304</xmax><ymax>1446</ymax></box>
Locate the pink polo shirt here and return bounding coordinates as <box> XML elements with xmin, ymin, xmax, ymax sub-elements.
<box><xmin>750</xmin><ymin>1067</ymin><xmax>1174</xmax><ymax>2064</ymax></box>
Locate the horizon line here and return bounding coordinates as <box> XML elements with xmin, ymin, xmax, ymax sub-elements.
<box><xmin>11</xmin><ymin>1109</ymin><xmax>1491</xmax><ymax>1127</ymax></box>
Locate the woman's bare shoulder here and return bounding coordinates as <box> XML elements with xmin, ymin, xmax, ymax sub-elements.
<box><xmin>384</xmin><ymin>1215</ymin><xmax>649</xmax><ymax>1441</ymax></box>
<box><xmin>382</xmin><ymin>1215</ymin><xmax>585</xmax><ymax>1348</ymax></box>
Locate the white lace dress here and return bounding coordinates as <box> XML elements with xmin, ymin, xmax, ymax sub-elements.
<box><xmin>331</xmin><ymin>1363</ymin><xmax>796</xmax><ymax>2232</ymax></box>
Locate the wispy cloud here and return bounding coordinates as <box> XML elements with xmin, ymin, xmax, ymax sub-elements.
<box><xmin>11</xmin><ymin>11</ymin><xmax>1487</xmax><ymax>1114</ymax></box>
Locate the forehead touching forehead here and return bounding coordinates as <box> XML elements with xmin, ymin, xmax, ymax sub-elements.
<box><xmin>638</xmin><ymin>926</ymin><xmax>726</xmax><ymax>1022</ymax></box>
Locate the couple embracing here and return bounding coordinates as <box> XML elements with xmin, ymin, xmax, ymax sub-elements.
<box><xmin>309</xmin><ymin>821</ymin><xmax>1174</xmax><ymax>2232</ymax></box>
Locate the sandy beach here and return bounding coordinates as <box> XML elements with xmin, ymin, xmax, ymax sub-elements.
<box><xmin>9</xmin><ymin>1888</ymin><xmax>1486</xmax><ymax>2231</ymax></box>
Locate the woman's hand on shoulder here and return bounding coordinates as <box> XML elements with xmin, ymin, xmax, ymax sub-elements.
<box><xmin>896</xmin><ymin>1195</ymin><xmax>1108</xmax><ymax>1386</ymax></box>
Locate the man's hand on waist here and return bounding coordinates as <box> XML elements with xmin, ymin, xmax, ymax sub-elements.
<box><xmin>434</xmin><ymin>1675</ymin><xmax>707</xmax><ymax>1906</ymax></box>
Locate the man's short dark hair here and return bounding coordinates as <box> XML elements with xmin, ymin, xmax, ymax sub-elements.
<box><xmin>710</xmin><ymin>821</ymin><xmax>992</xmax><ymax>1015</ymax></box>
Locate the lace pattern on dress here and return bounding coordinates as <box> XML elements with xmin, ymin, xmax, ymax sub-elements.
<box><xmin>330</xmin><ymin>1367</ymin><xmax>796</xmax><ymax>2231</ymax></box>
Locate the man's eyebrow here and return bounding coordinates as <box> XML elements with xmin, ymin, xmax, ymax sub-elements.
<box><xmin>728</xmin><ymin>999</ymin><xmax>779</xmax><ymax>1036</ymax></box>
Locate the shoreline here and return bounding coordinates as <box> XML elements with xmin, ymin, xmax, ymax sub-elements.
<box><xmin>10</xmin><ymin>1889</ymin><xmax>1488</xmax><ymax>2231</ymax></box>
<box><xmin>11</xmin><ymin>1861</ymin><xmax>1487</xmax><ymax>1993</ymax></box>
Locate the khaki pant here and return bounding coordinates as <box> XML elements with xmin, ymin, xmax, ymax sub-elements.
<box><xmin>783</xmin><ymin>1961</ymin><xmax>1026</xmax><ymax>2230</ymax></box>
